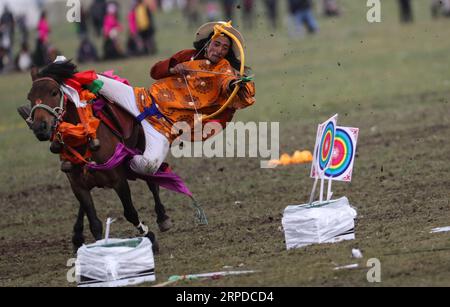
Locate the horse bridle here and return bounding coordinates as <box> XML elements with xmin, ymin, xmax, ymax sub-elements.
<box><xmin>27</xmin><ymin>77</ymin><xmax>66</xmax><ymax>128</ymax></box>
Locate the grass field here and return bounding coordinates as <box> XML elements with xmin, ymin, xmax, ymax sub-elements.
<box><xmin>1</xmin><ymin>1</ymin><xmax>450</xmax><ymax>286</ymax></box>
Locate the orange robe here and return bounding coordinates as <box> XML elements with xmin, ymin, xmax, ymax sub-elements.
<box><xmin>134</xmin><ymin>56</ymin><xmax>255</xmax><ymax>143</ymax></box>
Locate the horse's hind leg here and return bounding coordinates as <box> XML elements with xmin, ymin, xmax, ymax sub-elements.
<box><xmin>113</xmin><ymin>179</ymin><xmax>159</xmax><ymax>254</ymax></box>
<box><xmin>146</xmin><ymin>181</ymin><xmax>172</xmax><ymax>232</ymax></box>
<box><xmin>72</xmin><ymin>206</ymin><xmax>85</xmax><ymax>252</ymax></box>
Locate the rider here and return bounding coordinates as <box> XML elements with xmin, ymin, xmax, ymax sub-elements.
<box><xmin>97</xmin><ymin>21</ymin><xmax>255</xmax><ymax>176</ymax></box>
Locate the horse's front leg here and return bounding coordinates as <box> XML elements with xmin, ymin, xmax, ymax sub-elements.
<box><xmin>113</xmin><ymin>179</ymin><xmax>159</xmax><ymax>253</ymax></box>
<box><xmin>72</xmin><ymin>206</ymin><xmax>85</xmax><ymax>252</ymax></box>
<box><xmin>69</xmin><ymin>180</ymin><xmax>103</xmax><ymax>242</ymax></box>
<box><xmin>146</xmin><ymin>181</ymin><xmax>172</xmax><ymax>232</ymax></box>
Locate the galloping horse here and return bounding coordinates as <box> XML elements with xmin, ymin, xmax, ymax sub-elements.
<box><xmin>19</xmin><ymin>61</ymin><xmax>173</xmax><ymax>253</ymax></box>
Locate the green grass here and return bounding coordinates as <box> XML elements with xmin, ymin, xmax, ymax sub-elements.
<box><xmin>1</xmin><ymin>1</ymin><xmax>450</xmax><ymax>287</ymax></box>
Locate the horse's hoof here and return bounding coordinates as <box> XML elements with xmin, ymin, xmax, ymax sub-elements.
<box><xmin>72</xmin><ymin>235</ymin><xmax>85</xmax><ymax>253</ymax></box>
<box><xmin>145</xmin><ymin>232</ymin><xmax>160</xmax><ymax>254</ymax></box>
<box><xmin>50</xmin><ymin>140</ymin><xmax>63</xmax><ymax>154</ymax></box>
<box><xmin>89</xmin><ymin>138</ymin><xmax>101</xmax><ymax>152</ymax></box>
<box><xmin>72</xmin><ymin>241</ymin><xmax>84</xmax><ymax>254</ymax></box>
<box><xmin>72</xmin><ymin>237</ymin><xmax>85</xmax><ymax>248</ymax></box>
<box><xmin>72</xmin><ymin>243</ymin><xmax>83</xmax><ymax>254</ymax></box>
<box><xmin>61</xmin><ymin>161</ymin><xmax>73</xmax><ymax>173</ymax></box>
<box><xmin>152</xmin><ymin>240</ymin><xmax>160</xmax><ymax>255</ymax></box>
<box><xmin>158</xmin><ymin>217</ymin><xmax>173</xmax><ymax>232</ymax></box>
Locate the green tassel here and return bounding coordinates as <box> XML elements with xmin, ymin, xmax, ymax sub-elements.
<box><xmin>86</xmin><ymin>80</ymin><xmax>104</xmax><ymax>94</ymax></box>
<box><xmin>240</xmin><ymin>75</ymin><xmax>254</xmax><ymax>83</ymax></box>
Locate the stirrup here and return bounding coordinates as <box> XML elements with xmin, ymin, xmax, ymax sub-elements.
<box><xmin>61</xmin><ymin>161</ymin><xmax>74</xmax><ymax>173</ymax></box>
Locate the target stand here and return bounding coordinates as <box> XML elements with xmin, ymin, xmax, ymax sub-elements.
<box><xmin>281</xmin><ymin>115</ymin><xmax>359</xmax><ymax>250</ymax></box>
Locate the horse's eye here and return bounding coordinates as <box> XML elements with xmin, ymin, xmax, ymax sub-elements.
<box><xmin>51</xmin><ymin>91</ymin><xmax>58</xmax><ymax>97</ymax></box>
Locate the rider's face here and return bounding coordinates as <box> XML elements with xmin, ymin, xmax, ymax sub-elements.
<box><xmin>206</xmin><ymin>35</ymin><xmax>231</xmax><ymax>64</ymax></box>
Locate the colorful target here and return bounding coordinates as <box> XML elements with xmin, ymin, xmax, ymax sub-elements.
<box><xmin>318</xmin><ymin>121</ymin><xmax>336</xmax><ymax>171</ymax></box>
<box><xmin>324</xmin><ymin>127</ymin><xmax>358</xmax><ymax>181</ymax></box>
<box><xmin>310</xmin><ymin>120</ymin><xmax>358</xmax><ymax>182</ymax></box>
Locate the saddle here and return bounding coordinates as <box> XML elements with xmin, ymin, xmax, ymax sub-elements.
<box><xmin>93</xmin><ymin>97</ymin><xmax>145</xmax><ymax>151</ymax></box>
<box><xmin>99</xmin><ymin>100</ymin><xmax>135</xmax><ymax>139</ymax></box>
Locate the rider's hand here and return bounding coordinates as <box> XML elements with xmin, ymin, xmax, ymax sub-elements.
<box><xmin>170</xmin><ymin>64</ymin><xmax>188</xmax><ymax>76</ymax></box>
<box><xmin>228</xmin><ymin>78</ymin><xmax>244</xmax><ymax>91</ymax></box>
<box><xmin>228</xmin><ymin>76</ymin><xmax>253</xmax><ymax>91</ymax></box>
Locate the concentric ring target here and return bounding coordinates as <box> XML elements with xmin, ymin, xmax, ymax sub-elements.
<box><xmin>318</xmin><ymin>121</ymin><xmax>335</xmax><ymax>171</ymax></box>
<box><xmin>325</xmin><ymin>128</ymin><xmax>354</xmax><ymax>178</ymax></box>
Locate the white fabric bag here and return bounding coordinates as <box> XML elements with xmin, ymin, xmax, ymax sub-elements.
<box><xmin>282</xmin><ymin>197</ymin><xmax>357</xmax><ymax>250</ymax></box>
<box><xmin>76</xmin><ymin>237</ymin><xmax>155</xmax><ymax>287</ymax></box>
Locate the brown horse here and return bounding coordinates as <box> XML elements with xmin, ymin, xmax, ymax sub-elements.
<box><xmin>19</xmin><ymin>61</ymin><xmax>173</xmax><ymax>253</ymax></box>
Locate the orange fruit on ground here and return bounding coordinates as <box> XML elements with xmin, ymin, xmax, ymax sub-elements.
<box><xmin>280</xmin><ymin>153</ymin><xmax>291</xmax><ymax>165</ymax></box>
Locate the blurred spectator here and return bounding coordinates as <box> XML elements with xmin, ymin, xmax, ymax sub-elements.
<box><xmin>16</xmin><ymin>15</ymin><xmax>28</xmax><ymax>45</ymax></box>
<box><xmin>127</xmin><ymin>0</ymin><xmax>143</xmax><ymax>56</ymax></box>
<box><xmin>76</xmin><ymin>5</ymin><xmax>89</xmax><ymax>37</ymax></box>
<box><xmin>15</xmin><ymin>42</ymin><xmax>32</xmax><ymax>72</ymax></box>
<box><xmin>264</xmin><ymin>0</ymin><xmax>278</xmax><ymax>30</ymax></box>
<box><xmin>221</xmin><ymin>0</ymin><xmax>236</xmax><ymax>21</ymax></box>
<box><xmin>431</xmin><ymin>0</ymin><xmax>450</xmax><ymax>18</ymax></box>
<box><xmin>32</xmin><ymin>38</ymin><xmax>47</xmax><ymax>67</ymax></box>
<box><xmin>0</xmin><ymin>46</ymin><xmax>5</xmax><ymax>73</ymax></box>
<box><xmin>323</xmin><ymin>0</ymin><xmax>340</xmax><ymax>17</ymax></box>
<box><xmin>288</xmin><ymin>0</ymin><xmax>319</xmax><ymax>37</ymax></box>
<box><xmin>184</xmin><ymin>0</ymin><xmax>201</xmax><ymax>28</ymax></box>
<box><xmin>398</xmin><ymin>0</ymin><xmax>413</xmax><ymax>23</ymax></box>
<box><xmin>136</xmin><ymin>0</ymin><xmax>157</xmax><ymax>55</ymax></box>
<box><xmin>77</xmin><ymin>36</ymin><xmax>99</xmax><ymax>63</ymax></box>
<box><xmin>206</xmin><ymin>0</ymin><xmax>220</xmax><ymax>22</ymax></box>
<box><xmin>0</xmin><ymin>5</ymin><xmax>15</xmax><ymax>66</ymax></box>
<box><xmin>103</xmin><ymin>2</ymin><xmax>124</xmax><ymax>60</ymax></box>
<box><xmin>1</xmin><ymin>5</ymin><xmax>15</xmax><ymax>43</ymax></box>
<box><xmin>37</xmin><ymin>11</ymin><xmax>50</xmax><ymax>44</ymax></box>
<box><xmin>33</xmin><ymin>11</ymin><xmax>50</xmax><ymax>67</ymax></box>
<box><xmin>91</xmin><ymin>0</ymin><xmax>107</xmax><ymax>37</ymax></box>
<box><xmin>242</xmin><ymin>0</ymin><xmax>254</xmax><ymax>29</ymax></box>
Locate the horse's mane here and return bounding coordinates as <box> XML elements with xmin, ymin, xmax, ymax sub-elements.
<box><xmin>38</xmin><ymin>60</ymin><xmax>78</xmax><ymax>84</ymax></box>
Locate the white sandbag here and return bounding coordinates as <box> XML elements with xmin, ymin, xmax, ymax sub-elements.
<box><xmin>282</xmin><ymin>197</ymin><xmax>357</xmax><ymax>250</ymax></box>
<box><xmin>76</xmin><ymin>237</ymin><xmax>155</xmax><ymax>287</ymax></box>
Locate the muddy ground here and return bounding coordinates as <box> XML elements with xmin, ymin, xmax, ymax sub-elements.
<box><xmin>1</xmin><ymin>89</ymin><xmax>450</xmax><ymax>286</ymax></box>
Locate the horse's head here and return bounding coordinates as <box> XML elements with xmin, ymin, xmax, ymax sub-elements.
<box><xmin>26</xmin><ymin>61</ymin><xmax>77</xmax><ymax>141</ymax></box>
<box><xmin>27</xmin><ymin>69</ymin><xmax>65</xmax><ymax>141</ymax></box>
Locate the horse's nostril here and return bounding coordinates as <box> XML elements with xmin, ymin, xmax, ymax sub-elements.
<box><xmin>40</xmin><ymin>121</ymin><xmax>47</xmax><ymax>130</ymax></box>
